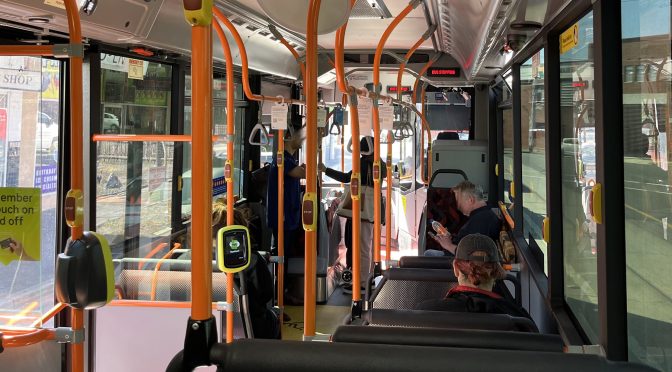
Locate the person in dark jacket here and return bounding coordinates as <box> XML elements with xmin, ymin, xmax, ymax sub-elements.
<box><xmin>416</xmin><ymin>233</ymin><xmax>530</xmax><ymax>319</ymax></box>
<box><xmin>319</xmin><ymin>136</ymin><xmax>386</xmax><ymax>294</ymax></box>
<box><xmin>425</xmin><ymin>180</ymin><xmax>501</xmax><ymax>257</ymax></box>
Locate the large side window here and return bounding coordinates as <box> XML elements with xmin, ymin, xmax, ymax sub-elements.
<box><xmin>503</xmin><ymin>108</ymin><xmax>514</xmax><ymax>211</ymax></box>
<box><xmin>622</xmin><ymin>1</ymin><xmax>672</xmax><ymax>370</ymax></box>
<box><xmin>0</xmin><ymin>57</ymin><xmax>60</xmax><ymax>326</ymax></box>
<box><xmin>520</xmin><ymin>49</ymin><xmax>548</xmax><ymax>272</ymax></box>
<box><xmin>182</xmin><ymin>73</ymin><xmax>245</xmax><ymax>219</ymax></box>
<box><xmin>95</xmin><ymin>54</ymin><xmax>175</xmax><ymax>300</ymax></box>
<box><xmin>560</xmin><ymin>12</ymin><xmax>599</xmax><ymax>342</ymax></box>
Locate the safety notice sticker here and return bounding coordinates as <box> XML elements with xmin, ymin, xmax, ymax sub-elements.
<box><xmin>0</xmin><ymin>188</ymin><xmax>41</xmax><ymax>265</ymax></box>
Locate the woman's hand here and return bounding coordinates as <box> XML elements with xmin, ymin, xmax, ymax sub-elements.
<box><xmin>318</xmin><ymin>163</ymin><xmax>326</xmax><ymax>172</ymax></box>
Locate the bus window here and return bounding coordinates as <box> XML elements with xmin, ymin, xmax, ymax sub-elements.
<box><xmin>622</xmin><ymin>1</ymin><xmax>672</xmax><ymax>370</ymax></box>
<box><xmin>0</xmin><ymin>57</ymin><xmax>60</xmax><ymax>327</ymax></box>
<box><xmin>503</xmin><ymin>108</ymin><xmax>514</xmax><ymax>213</ymax></box>
<box><xmin>560</xmin><ymin>11</ymin><xmax>599</xmax><ymax>343</ymax></box>
<box><xmin>520</xmin><ymin>48</ymin><xmax>548</xmax><ymax>273</ymax></box>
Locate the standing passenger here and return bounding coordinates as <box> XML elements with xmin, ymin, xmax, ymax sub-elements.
<box><xmin>319</xmin><ymin>136</ymin><xmax>386</xmax><ymax>294</ymax></box>
<box><xmin>267</xmin><ymin>129</ymin><xmax>305</xmax><ymax>303</ymax></box>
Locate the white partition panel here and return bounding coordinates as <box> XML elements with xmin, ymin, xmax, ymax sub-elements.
<box><xmin>94</xmin><ymin>305</ymin><xmax>222</xmax><ymax>372</ymax></box>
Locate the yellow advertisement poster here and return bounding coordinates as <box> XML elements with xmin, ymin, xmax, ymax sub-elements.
<box><xmin>42</xmin><ymin>61</ymin><xmax>60</xmax><ymax>100</ymax></box>
<box><xmin>0</xmin><ymin>188</ymin><xmax>41</xmax><ymax>265</ymax></box>
<box><xmin>560</xmin><ymin>23</ymin><xmax>579</xmax><ymax>54</ymax></box>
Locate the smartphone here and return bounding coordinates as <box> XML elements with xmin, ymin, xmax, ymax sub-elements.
<box><xmin>0</xmin><ymin>238</ymin><xmax>13</xmax><ymax>249</ymax></box>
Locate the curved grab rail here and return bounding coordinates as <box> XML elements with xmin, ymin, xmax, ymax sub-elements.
<box><xmin>150</xmin><ymin>243</ymin><xmax>183</xmax><ymax>301</ymax></box>
<box><xmin>1</xmin><ymin>328</ymin><xmax>56</xmax><ymax>348</ymax></box>
<box><xmin>248</xmin><ymin>123</ymin><xmax>270</xmax><ymax>146</ymax></box>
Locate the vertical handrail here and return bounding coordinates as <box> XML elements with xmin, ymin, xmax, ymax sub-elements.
<box><xmin>335</xmin><ymin>0</ymin><xmax>364</xmax><ymax>311</ymax></box>
<box><xmin>190</xmin><ymin>10</ymin><xmax>214</xmax><ymax>324</ymax></box>
<box><xmin>396</xmin><ymin>36</ymin><xmax>425</xmax><ymax>100</ymax></box>
<box><xmin>63</xmin><ymin>2</ymin><xmax>84</xmax><ymax>371</ymax></box>
<box><xmin>212</xmin><ymin>14</ymin><xmax>236</xmax><ymax>344</ymax></box>
<box><xmin>372</xmin><ymin>1</ymin><xmax>419</xmax><ymax>272</ymax></box>
<box><xmin>385</xmin><ymin>131</ymin><xmax>393</xmax><ymax>265</ymax></box>
<box><xmin>302</xmin><ymin>0</ymin><xmax>321</xmax><ymax>339</ymax></box>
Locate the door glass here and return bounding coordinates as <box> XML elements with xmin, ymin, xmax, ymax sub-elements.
<box><xmin>622</xmin><ymin>1</ymin><xmax>672</xmax><ymax>370</ymax></box>
<box><xmin>0</xmin><ymin>57</ymin><xmax>60</xmax><ymax>326</ymax></box>
<box><xmin>521</xmin><ymin>49</ymin><xmax>548</xmax><ymax>272</ymax></box>
<box><xmin>560</xmin><ymin>11</ymin><xmax>599</xmax><ymax>342</ymax></box>
<box><xmin>503</xmin><ymin>108</ymin><xmax>515</xmax><ymax>213</ymax></box>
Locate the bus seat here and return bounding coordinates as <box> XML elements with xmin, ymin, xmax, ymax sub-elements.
<box><xmin>368</xmin><ymin>266</ymin><xmax>521</xmax><ymax>308</ymax></box>
<box><xmin>399</xmin><ymin>256</ymin><xmax>453</xmax><ymax>269</ymax></box>
<box><xmin>437</xmin><ymin>131</ymin><xmax>460</xmax><ymax>140</ymax></box>
<box><xmin>56</xmin><ymin>231</ymin><xmax>114</xmax><ymax>309</ymax></box>
<box><xmin>332</xmin><ymin>325</ymin><xmax>563</xmax><ymax>352</ymax></box>
<box><xmin>116</xmin><ymin>270</ymin><xmax>249</xmax><ymax>338</ymax></box>
<box><xmin>201</xmin><ymin>339</ymin><xmax>658</xmax><ymax>372</ymax></box>
<box><xmin>362</xmin><ymin>309</ymin><xmax>538</xmax><ymax>333</ymax></box>
<box><xmin>368</xmin><ymin>268</ymin><xmax>457</xmax><ymax>310</ymax></box>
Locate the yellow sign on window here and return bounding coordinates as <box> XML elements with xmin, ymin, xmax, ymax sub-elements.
<box><xmin>0</xmin><ymin>188</ymin><xmax>41</xmax><ymax>265</ymax></box>
<box><xmin>560</xmin><ymin>23</ymin><xmax>579</xmax><ymax>54</ymax></box>
<box><xmin>128</xmin><ymin>59</ymin><xmax>145</xmax><ymax>80</ymax></box>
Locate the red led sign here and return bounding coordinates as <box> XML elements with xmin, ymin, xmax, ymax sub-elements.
<box><xmin>428</xmin><ymin>67</ymin><xmax>461</xmax><ymax>77</ymax></box>
<box><xmin>387</xmin><ymin>85</ymin><xmax>411</xmax><ymax>93</ymax></box>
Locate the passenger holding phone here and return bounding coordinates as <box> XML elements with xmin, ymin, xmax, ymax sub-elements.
<box><xmin>425</xmin><ymin>181</ymin><xmax>500</xmax><ymax>257</ymax></box>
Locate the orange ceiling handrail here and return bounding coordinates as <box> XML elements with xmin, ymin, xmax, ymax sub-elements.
<box><xmin>0</xmin><ymin>45</ymin><xmax>55</xmax><ymax>56</ymax></box>
<box><xmin>396</xmin><ymin>36</ymin><xmax>425</xmax><ymax>100</ymax></box>
<box><xmin>213</xmin><ymin>7</ymin><xmax>304</xmax><ymax>107</ymax></box>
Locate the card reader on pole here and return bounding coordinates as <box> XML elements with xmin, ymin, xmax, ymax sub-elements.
<box><xmin>216</xmin><ymin>225</ymin><xmax>251</xmax><ymax>273</ymax></box>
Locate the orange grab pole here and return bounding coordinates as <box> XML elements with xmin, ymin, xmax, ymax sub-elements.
<box><xmin>212</xmin><ymin>13</ymin><xmax>236</xmax><ymax>344</ymax></box>
<box><xmin>0</xmin><ymin>45</ymin><xmax>55</xmax><ymax>56</ymax></box>
<box><xmin>385</xmin><ymin>132</ymin><xmax>393</xmax><ymax>265</ymax></box>
<box><xmin>277</xmin><ymin>128</ymin><xmax>285</xmax><ymax>325</ymax></box>
<box><xmin>190</xmin><ymin>21</ymin><xmax>214</xmax><ymax>322</ymax></box>
<box><xmin>372</xmin><ymin>2</ymin><xmax>418</xmax><ymax>267</ymax></box>
<box><xmin>213</xmin><ymin>8</ymin><xmax>304</xmax><ymax>107</ymax></box>
<box><xmin>1</xmin><ymin>329</ymin><xmax>56</xmax><ymax>348</ymax></box>
<box><xmin>29</xmin><ymin>303</ymin><xmax>68</xmax><ymax>328</ymax></box>
<box><xmin>62</xmin><ymin>1</ymin><xmax>84</xmax><ymax>371</ymax></box>
<box><xmin>137</xmin><ymin>242</ymin><xmax>168</xmax><ymax>270</ymax></box>
<box><xmin>302</xmin><ymin>0</ymin><xmax>320</xmax><ymax>339</ymax></box>
<box><xmin>396</xmin><ymin>36</ymin><xmax>425</xmax><ymax>99</ymax></box>
<box><xmin>150</xmin><ymin>243</ymin><xmax>182</xmax><ymax>301</ymax></box>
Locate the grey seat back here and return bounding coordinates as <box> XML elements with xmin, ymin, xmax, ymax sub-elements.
<box><xmin>332</xmin><ymin>325</ymin><xmax>563</xmax><ymax>352</ymax></box>
<box><xmin>117</xmin><ymin>269</ymin><xmax>247</xmax><ymax>338</ymax></box>
<box><xmin>370</xmin><ymin>268</ymin><xmax>457</xmax><ymax>310</ymax></box>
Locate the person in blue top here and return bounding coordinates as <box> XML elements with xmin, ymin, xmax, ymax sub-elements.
<box><xmin>425</xmin><ymin>180</ymin><xmax>501</xmax><ymax>257</ymax></box>
<box><xmin>266</xmin><ymin>129</ymin><xmax>305</xmax><ymax>303</ymax></box>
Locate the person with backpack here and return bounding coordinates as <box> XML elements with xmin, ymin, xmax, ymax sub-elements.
<box><xmin>416</xmin><ymin>233</ymin><xmax>530</xmax><ymax>319</ymax></box>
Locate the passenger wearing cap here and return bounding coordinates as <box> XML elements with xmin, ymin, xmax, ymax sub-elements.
<box><xmin>416</xmin><ymin>234</ymin><xmax>530</xmax><ymax>319</ymax></box>
<box><xmin>425</xmin><ymin>180</ymin><xmax>501</xmax><ymax>257</ymax></box>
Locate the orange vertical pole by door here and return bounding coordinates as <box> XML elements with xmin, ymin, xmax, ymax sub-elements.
<box><xmin>385</xmin><ymin>132</ymin><xmax>393</xmax><ymax>265</ymax></box>
<box><xmin>212</xmin><ymin>17</ymin><xmax>235</xmax><ymax>343</ymax></box>
<box><xmin>190</xmin><ymin>18</ymin><xmax>214</xmax><ymax>323</ymax></box>
<box><xmin>63</xmin><ymin>1</ymin><xmax>84</xmax><ymax>371</ymax></box>
<box><xmin>302</xmin><ymin>0</ymin><xmax>320</xmax><ymax>339</ymax></box>
<box><xmin>277</xmin><ymin>128</ymin><xmax>285</xmax><ymax>321</ymax></box>
<box><xmin>372</xmin><ymin>2</ymin><xmax>417</xmax><ymax>269</ymax></box>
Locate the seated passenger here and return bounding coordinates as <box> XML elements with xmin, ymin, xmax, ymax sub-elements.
<box><xmin>425</xmin><ymin>180</ymin><xmax>500</xmax><ymax>257</ymax></box>
<box><xmin>211</xmin><ymin>199</ymin><xmax>280</xmax><ymax>339</ymax></box>
<box><xmin>416</xmin><ymin>234</ymin><xmax>530</xmax><ymax>319</ymax></box>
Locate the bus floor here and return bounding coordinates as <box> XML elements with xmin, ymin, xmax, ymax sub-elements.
<box><xmin>281</xmin><ymin>305</ymin><xmax>351</xmax><ymax>341</ymax></box>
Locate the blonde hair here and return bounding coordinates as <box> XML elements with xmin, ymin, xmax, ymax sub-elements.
<box><xmin>212</xmin><ymin>198</ymin><xmax>248</xmax><ymax>237</ymax></box>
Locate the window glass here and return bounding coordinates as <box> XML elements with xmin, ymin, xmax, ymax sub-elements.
<box><xmin>560</xmin><ymin>11</ymin><xmax>599</xmax><ymax>342</ymax></box>
<box><xmin>0</xmin><ymin>57</ymin><xmax>60</xmax><ymax>326</ymax></box>
<box><xmin>622</xmin><ymin>1</ymin><xmax>672</xmax><ymax>370</ymax></box>
<box><xmin>521</xmin><ymin>49</ymin><xmax>548</xmax><ymax>272</ymax></box>
<box><xmin>100</xmin><ymin>54</ymin><xmax>172</xmax><ymax>134</ymax></box>
<box><xmin>503</xmin><ymin>108</ymin><xmax>515</xmax><ymax>212</ymax></box>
